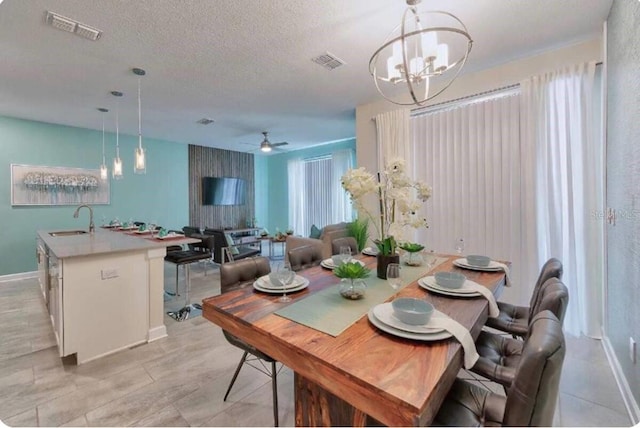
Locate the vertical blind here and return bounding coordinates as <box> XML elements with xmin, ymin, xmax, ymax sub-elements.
<box><xmin>411</xmin><ymin>93</ymin><xmax>526</xmax><ymax>303</ymax></box>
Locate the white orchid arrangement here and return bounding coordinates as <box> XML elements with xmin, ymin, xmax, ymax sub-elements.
<box><xmin>341</xmin><ymin>158</ymin><xmax>432</xmax><ymax>255</ymax></box>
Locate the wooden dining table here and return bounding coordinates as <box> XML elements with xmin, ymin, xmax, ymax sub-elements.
<box><xmin>202</xmin><ymin>254</ymin><xmax>507</xmax><ymax>426</ymax></box>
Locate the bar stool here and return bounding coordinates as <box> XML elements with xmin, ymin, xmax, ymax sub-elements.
<box><xmin>164</xmin><ymin>240</ymin><xmax>212</xmax><ymax>321</ymax></box>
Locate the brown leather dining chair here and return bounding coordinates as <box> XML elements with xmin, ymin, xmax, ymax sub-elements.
<box><xmin>331</xmin><ymin>236</ymin><xmax>358</xmax><ymax>255</ymax></box>
<box><xmin>434</xmin><ymin>310</ymin><xmax>566</xmax><ymax>427</ymax></box>
<box><xmin>486</xmin><ymin>257</ymin><xmax>563</xmax><ymax>338</ymax></box>
<box><xmin>288</xmin><ymin>244</ymin><xmax>324</xmax><ymax>272</ymax></box>
<box><xmin>471</xmin><ymin>277</ymin><xmax>569</xmax><ymax>387</ymax></box>
<box><xmin>218</xmin><ymin>257</ymin><xmax>281</xmax><ymax>426</ymax></box>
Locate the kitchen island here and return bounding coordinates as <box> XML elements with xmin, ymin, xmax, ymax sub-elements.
<box><xmin>37</xmin><ymin>228</ymin><xmax>199</xmax><ymax>364</ymax></box>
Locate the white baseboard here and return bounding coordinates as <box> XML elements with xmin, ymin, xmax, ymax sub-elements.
<box><xmin>602</xmin><ymin>334</ymin><xmax>640</xmax><ymax>424</ymax></box>
<box><xmin>0</xmin><ymin>270</ymin><xmax>37</xmax><ymax>283</ymax></box>
<box><xmin>148</xmin><ymin>325</ymin><xmax>168</xmax><ymax>342</ymax></box>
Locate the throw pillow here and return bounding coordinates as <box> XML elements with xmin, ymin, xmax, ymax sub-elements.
<box><xmin>310</xmin><ymin>224</ymin><xmax>322</xmax><ymax>239</ymax></box>
<box><xmin>224</xmin><ymin>233</ymin><xmax>240</xmax><ymax>255</ymax></box>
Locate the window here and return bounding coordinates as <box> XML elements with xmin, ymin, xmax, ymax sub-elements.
<box><xmin>288</xmin><ymin>150</ymin><xmax>354</xmax><ymax>236</ymax></box>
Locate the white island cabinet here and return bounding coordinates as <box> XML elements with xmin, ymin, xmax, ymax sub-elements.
<box><xmin>37</xmin><ymin>229</ymin><xmax>198</xmax><ymax>364</ymax></box>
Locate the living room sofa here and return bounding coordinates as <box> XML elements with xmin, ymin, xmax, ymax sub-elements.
<box><xmin>284</xmin><ymin>222</ymin><xmax>351</xmax><ymax>266</ymax></box>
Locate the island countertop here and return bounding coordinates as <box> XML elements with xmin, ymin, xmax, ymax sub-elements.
<box><xmin>38</xmin><ymin>228</ymin><xmax>200</xmax><ymax>258</ymax></box>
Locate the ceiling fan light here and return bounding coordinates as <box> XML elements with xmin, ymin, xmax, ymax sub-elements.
<box><xmin>261</xmin><ymin>143</ymin><xmax>272</xmax><ymax>153</ymax></box>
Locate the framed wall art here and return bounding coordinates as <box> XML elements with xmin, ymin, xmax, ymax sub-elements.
<box><xmin>10</xmin><ymin>164</ymin><xmax>110</xmax><ymax>206</ymax></box>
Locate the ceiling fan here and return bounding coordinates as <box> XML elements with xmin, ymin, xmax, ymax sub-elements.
<box><xmin>257</xmin><ymin>131</ymin><xmax>288</xmax><ymax>153</ymax></box>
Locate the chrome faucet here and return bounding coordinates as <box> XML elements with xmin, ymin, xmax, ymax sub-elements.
<box><xmin>73</xmin><ymin>204</ymin><xmax>95</xmax><ymax>234</ymax></box>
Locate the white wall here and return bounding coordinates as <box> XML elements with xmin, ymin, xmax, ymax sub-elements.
<box><xmin>355</xmin><ymin>37</ymin><xmax>603</xmax><ymax>173</ymax></box>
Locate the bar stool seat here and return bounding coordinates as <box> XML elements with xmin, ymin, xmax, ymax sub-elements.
<box><xmin>165</xmin><ymin>248</ymin><xmax>211</xmax><ymax>321</ymax></box>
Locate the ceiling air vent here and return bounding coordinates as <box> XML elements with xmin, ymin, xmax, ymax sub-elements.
<box><xmin>45</xmin><ymin>11</ymin><xmax>102</xmax><ymax>41</ymax></box>
<box><xmin>311</xmin><ymin>52</ymin><xmax>345</xmax><ymax>71</ymax></box>
<box><xmin>196</xmin><ymin>118</ymin><xmax>215</xmax><ymax>125</ymax></box>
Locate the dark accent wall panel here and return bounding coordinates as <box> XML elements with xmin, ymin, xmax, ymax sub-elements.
<box><xmin>188</xmin><ymin>145</ymin><xmax>254</xmax><ymax>229</ymax></box>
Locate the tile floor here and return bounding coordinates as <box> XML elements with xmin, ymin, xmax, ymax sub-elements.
<box><xmin>0</xmin><ymin>262</ymin><xmax>632</xmax><ymax>427</ymax></box>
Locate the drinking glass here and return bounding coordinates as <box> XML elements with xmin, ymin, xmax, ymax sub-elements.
<box><xmin>386</xmin><ymin>263</ymin><xmax>402</xmax><ymax>290</ymax></box>
<box><xmin>199</xmin><ymin>224</ymin><xmax>205</xmax><ymax>235</ymax></box>
<box><xmin>278</xmin><ymin>265</ymin><xmax>295</xmax><ymax>303</ymax></box>
<box><xmin>148</xmin><ymin>220</ymin><xmax>157</xmax><ymax>237</ymax></box>
<box><xmin>454</xmin><ymin>238</ymin><xmax>465</xmax><ymax>255</ymax></box>
<box><xmin>339</xmin><ymin>246</ymin><xmax>352</xmax><ymax>263</ymax></box>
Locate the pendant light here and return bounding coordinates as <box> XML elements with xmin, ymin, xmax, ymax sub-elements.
<box><xmin>132</xmin><ymin>67</ymin><xmax>146</xmax><ymax>174</ymax></box>
<box><xmin>97</xmin><ymin>107</ymin><xmax>109</xmax><ymax>180</ymax></box>
<box><xmin>111</xmin><ymin>90</ymin><xmax>124</xmax><ymax>180</ymax></box>
<box><xmin>369</xmin><ymin>0</ymin><xmax>472</xmax><ymax>106</ymax></box>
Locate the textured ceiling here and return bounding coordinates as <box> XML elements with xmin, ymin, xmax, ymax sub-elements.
<box><xmin>0</xmin><ymin>0</ymin><xmax>612</xmax><ymax>153</ymax></box>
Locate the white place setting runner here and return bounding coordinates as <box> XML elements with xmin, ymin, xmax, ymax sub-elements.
<box><xmin>453</xmin><ymin>258</ymin><xmax>512</xmax><ymax>287</ymax></box>
<box><xmin>418</xmin><ymin>276</ymin><xmax>500</xmax><ymax>318</ymax></box>
<box><xmin>368</xmin><ymin>304</ymin><xmax>479</xmax><ymax>369</ymax></box>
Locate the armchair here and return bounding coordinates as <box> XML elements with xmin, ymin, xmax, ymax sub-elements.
<box><xmin>285</xmin><ymin>222</ymin><xmax>351</xmax><ymax>266</ymax></box>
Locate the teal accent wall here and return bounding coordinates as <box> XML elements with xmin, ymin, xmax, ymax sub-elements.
<box><xmin>255</xmin><ymin>139</ymin><xmax>356</xmax><ymax>235</ymax></box>
<box><xmin>0</xmin><ymin>116</ymin><xmax>189</xmax><ymax>276</ymax></box>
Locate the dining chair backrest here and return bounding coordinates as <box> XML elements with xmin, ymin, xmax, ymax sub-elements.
<box><xmin>288</xmin><ymin>245</ymin><xmax>323</xmax><ymax>272</ymax></box>
<box><xmin>331</xmin><ymin>237</ymin><xmax>358</xmax><ymax>255</ymax></box>
<box><xmin>219</xmin><ymin>257</ymin><xmax>271</xmax><ymax>294</ymax></box>
<box><xmin>529</xmin><ymin>277</ymin><xmax>569</xmax><ymax>327</ymax></box>
<box><xmin>503</xmin><ymin>310</ymin><xmax>565</xmax><ymax>427</ymax></box>
<box><xmin>528</xmin><ymin>258</ymin><xmax>563</xmax><ymax>311</ymax></box>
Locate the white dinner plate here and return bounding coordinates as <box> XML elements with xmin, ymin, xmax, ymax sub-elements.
<box><xmin>372</xmin><ymin>303</ymin><xmax>444</xmax><ymax>334</ymax></box>
<box><xmin>320</xmin><ymin>258</ymin><xmax>365</xmax><ymax>270</ymax></box>
<box><xmin>368</xmin><ymin>307</ymin><xmax>453</xmax><ymax>341</ymax></box>
<box><xmin>253</xmin><ymin>277</ymin><xmax>309</xmax><ymax>294</ymax></box>
<box><xmin>453</xmin><ymin>258</ymin><xmax>503</xmax><ymax>272</ymax></box>
<box><xmin>418</xmin><ymin>277</ymin><xmax>482</xmax><ymax>297</ymax></box>
<box><xmin>257</xmin><ymin>275</ymin><xmax>306</xmax><ymax>290</ymax></box>
<box><xmin>362</xmin><ymin>247</ymin><xmax>378</xmax><ymax>256</ymax></box>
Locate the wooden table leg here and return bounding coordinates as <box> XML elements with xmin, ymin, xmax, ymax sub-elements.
<box><xmin>294</xmin><ymin>373</ymin><xmax>381</xmax><ymax>427</ymax></box>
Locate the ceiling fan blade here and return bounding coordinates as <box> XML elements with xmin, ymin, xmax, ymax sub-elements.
<box><xmin>272</xmin><ymin>142</ymin><xmax>288</xmax><ymax>147</ymax></box>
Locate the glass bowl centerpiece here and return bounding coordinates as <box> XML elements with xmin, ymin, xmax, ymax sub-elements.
<box><xmin>399</xmin><ymin>242</ymin><xmax>425</xmax><ymax>266</ymax></box>
<box><xmin>334</xmin><ymin>261</ymin><xmax>371</xmax><ymax>300</ymax></box>
<box><xmin>341</xmin><ymin>158</ymin><xmax>432</xmax><ymax>278</ymax></box>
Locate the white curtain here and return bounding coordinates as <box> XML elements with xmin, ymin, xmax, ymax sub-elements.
<box><xmin>331</xmin><ymin>149</ymin><xmax>354</xmax><ymax>223</ymax></box>
<box><xmin>411</xmin><ymin>94</ymin><xmax>526</xmax><ymax>304</ymax></box>
<box><xmin>520</xmin><ymin>61</ymin><xmax>602</xmax><ymax>337</ymax></box>
<box><xmin>288</xmin><ymin>157</ymin><xmax>305</xmax><ymax>235</ymax></box>
<box><xmin>375</xmin><ymin>109</ymin><xmax>412</xmax><ymax>175</ymax></box>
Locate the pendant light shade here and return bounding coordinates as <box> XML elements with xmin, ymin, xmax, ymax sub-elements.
<box><xmin>133</xmin><ymin>68</ymin><xmax>146</xmax><ymax>174</ymax></box>
<box><xmin>111</xmin><ymin>91</ymin><xmax>124</xmax><ymax>180</ymax></box>
<box><xmin>98</xmin><ymin>107</ymin><xmax>109</xmax><ymax>180</ymax></box>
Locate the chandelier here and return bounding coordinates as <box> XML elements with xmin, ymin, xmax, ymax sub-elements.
<box><xmin>98</xmin><ymin>107</ymin><xmax>109</xmax><ymax>180</ymax></box>
<box><xmin>369</xmin><ymin>0</ymin><xmax>472</xmax><ymax>106</ymax></box>
<box><xmin>111</xmin><ymin>90</ymin><xmax>124</xmax><ymax>180</ymax></box>
<box><xmin>132</xmin><ymin>67</ymin><xmax>146</xmax><ymax>174</ymax></box>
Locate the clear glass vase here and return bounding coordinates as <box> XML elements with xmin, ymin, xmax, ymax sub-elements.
<box><xmin>405</xmin><ymin>251</ymin><xmax>424</xmax><ymax>266</ymax></box>
<box><xmin>339</xmin><ymin>278</ymin><xmax>367</xmax><ymax>300</ymax></box>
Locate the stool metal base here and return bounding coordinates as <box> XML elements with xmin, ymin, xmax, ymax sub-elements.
<box><xmin>167</xmin><ymin>303</ymin><xmax>202</xmax><ymax>322</ymax></box>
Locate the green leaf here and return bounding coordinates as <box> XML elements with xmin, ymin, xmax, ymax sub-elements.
<box><xmin>399</xmin><ymin>242</ymin><xmax>425</xmax><ymax>253</ymax></box>
<box><xmin>333</xmin><ymin>261</ymin><xmax>371</xmax><ymax>279</ymax></box>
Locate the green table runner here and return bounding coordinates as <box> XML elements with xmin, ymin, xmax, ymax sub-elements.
<box><xmin>274</xmin><ymin>256</ymin><xmax>449</xmax><ymax>336</ymax></box>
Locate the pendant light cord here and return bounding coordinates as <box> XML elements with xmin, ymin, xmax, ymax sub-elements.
<box><xmin>116</xmin><ymin>98</ymin><xmax>120</xmax><ymax>157</ymax></box>
<box><xmin>101</xmin><ymin>115</ymin><xmax>106</xmax><ymax>164</ymax></box>
<box><xmin>137</xmin><ymin>75</ymin><xmax>142</xmax><ymax>148</ymax></box>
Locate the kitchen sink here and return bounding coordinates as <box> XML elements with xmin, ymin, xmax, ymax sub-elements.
<box><xmin>49</xmin><ymin>230</ymin><xmax>88</xmax><ymax>237</ymax></box>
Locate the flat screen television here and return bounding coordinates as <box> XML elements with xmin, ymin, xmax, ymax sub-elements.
<box><xmin>202</xmin><ymin>177</ymin><xmax>246</xmax><ymax>205</ymax></box>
